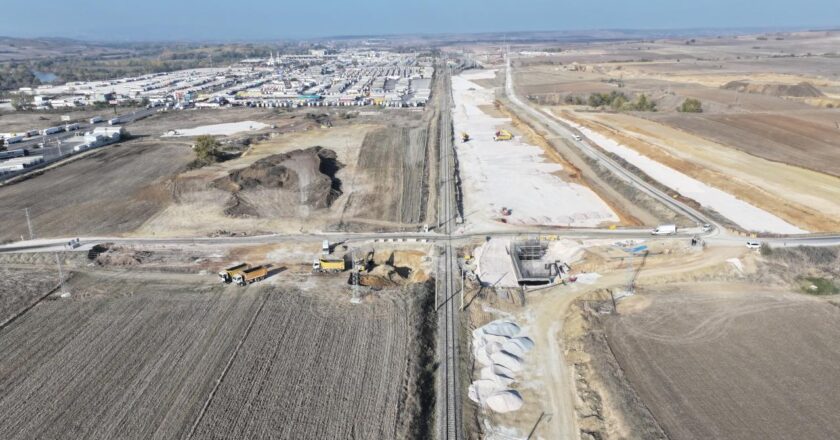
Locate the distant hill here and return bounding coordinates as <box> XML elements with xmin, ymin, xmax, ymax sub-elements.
<box><xmin>722</xmin><ymin>80</ymin><xmax>824</xmax><ymax>98</ymax></box>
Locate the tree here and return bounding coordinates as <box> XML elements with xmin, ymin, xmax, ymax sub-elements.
<box><xmin>10</xmin><ymin>93</ymin><xmax>33</xmax><ymax>110</ymax></box>
<box><xmin>678</xmin><ymin>98</ymin><xmax>703</xmax><ymax>113</ymax></box>
<box><xmin>193</xmin><ymin>135</ymin><xmax>220</xmax><ymax>165</ymax></box>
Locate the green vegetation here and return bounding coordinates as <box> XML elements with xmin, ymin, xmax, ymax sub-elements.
<box><xmin>0</xmin><ymin>43</ymin><xmax>291</xmax><ymax>91</ymax></box>
<box><xmin>798</xmin><ymin>276</ymin><xmax>839</xmax><ymax>295</ymax></box>
<box><xmin>0</xmin><ymin>63</ymin><xmax>39</xmax><ymax>90</ymax></box>
<box><xmin>759</xmin><ymin>242</ymin><xmax>773</xmax><ymax>256</ymax></box>
<box><xmin>10</xmin><ymin>93</ymin><xmax>33</xmax><ymax>110</ymax></box>
<box><xmin>192</xmin><ymin>135</ymin><xmax>221</xmax><ymax>166</ymax></box>
<box><xmin>678</xmin><ymin>98</ymin><xmax>703</xmax><ymax>113</ymax></box>
<box><xmin>587</xmin><ymin>91</ymin><xmax>657</xmax><ymax>112</ymax></box>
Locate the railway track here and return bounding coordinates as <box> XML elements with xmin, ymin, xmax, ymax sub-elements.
<box><xmin>437</xmin><ymin>64</ymin><xmax>462</xmax><ymax>440</ymax></box>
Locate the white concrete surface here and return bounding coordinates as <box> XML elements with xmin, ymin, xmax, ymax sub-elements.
<box><xmin>452</xmin><ymin>71</ymin><xmax>619</xmax><ymax>230</ymax></box>
<box><xmin>163</xmin><ymin>120</ymin><xmax>269</xmax><ymax>137</ymax></box>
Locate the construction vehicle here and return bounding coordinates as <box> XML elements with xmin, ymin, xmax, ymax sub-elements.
<box><xmin>312</xmin><ymin>257</ymin><xmax>345</xmax><ymax>273</ymax></box>
<box><xmin>493</xmin><ymin>130</ymin><xmax>513</xmax><ymax>141</ymax></box>
<box><xmin>218</xmin><ymin>263</ymin><xmax>249</xmax><ymax>283</ymax></box>
<box><xmin>461</xmin><ymin>132</ymin><xmax>471</xmax><ymax>142</ymax></box>
<box><xmin>233</xmin><ymin>266</ymin><xmax>268</xmax><ymax>286</ymax></box>
<box><xmin>500</xmin><ymin>207</ymin><xmax>512</xmax><ymax>216</ymax></box>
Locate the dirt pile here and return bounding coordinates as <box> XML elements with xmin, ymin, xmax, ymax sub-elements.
<box><xmin>213</xmin><ymin>146</ymin><xmax>343</xmax><ymax>218</ymax></box>
<box><xmin>722</xmin><ymin>80</ymin><xmax>824</xmax><ymax>97</ymax></box>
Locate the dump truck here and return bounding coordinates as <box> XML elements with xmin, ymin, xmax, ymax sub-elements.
<box><xmin>461</xmin><ymin>132</ymin><xmax>471</xmax><ymax>142</ymax></box>
<box><xmin>493</xmin><ymin>130</ymin><xmax>513</xmax><ymax>141</ymax></box>
<box><xmin>312</xmin><ymin>257</ymin><xmax>345</xmax><ymax>273</ymax></box>
<box><xmin>233</xmin><ymin>266</ymin><xmax>268</xmax><ymax>286</ymax></box>
<box><xmin>218</xmin><ymin>263</ymin><xmax>249</xmax><ymax>283</ymax></box>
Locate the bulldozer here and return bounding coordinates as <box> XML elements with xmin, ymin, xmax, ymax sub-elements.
<box><xmin>493</xmin><ymin>130</ymin><xmax>513</xmax><ymax>141</ymax></box>
<box><xmin>461</xmin><ymin>132</ymin><xmax>471</xmax><ymax>142</ymax></box>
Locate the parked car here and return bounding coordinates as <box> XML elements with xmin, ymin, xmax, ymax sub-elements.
<box><xmin>746</xmin><ymin>240</ymin><xmax>762</xmax><ymax>249</ymax></box>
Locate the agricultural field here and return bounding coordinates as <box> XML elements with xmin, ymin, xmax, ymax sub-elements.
<box><xmin>192</xmin><ymin>282</ymin><xmax>435</xmax><ymax>439</ymax></box>
<box><xmin>0</xmin><ymin>268</ymin><xmax>435</xmax><ymax>440</ymax></box>
<box><xmin>0</xmin><ymin>139</ymin><xmax>193</xmax><ymax>241</ymax></box>
<box><xmin>0</xmin><ymin>267</ymin><xmax>57</xmax><ymax>323</ymax></box>
<box><xmin>510</xmin><ymin>30</ymin><xmax>840</xmax><ymax>232</ymax></box>
<box><xmin>598</xmin><ymin>284</ymin><xmax>840</xmax><ymax>439</ymax></box>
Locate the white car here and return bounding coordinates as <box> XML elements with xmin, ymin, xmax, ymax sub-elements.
<box><xmin>746</xmin><ymin>240</ymin><xmax>761</xmax><ymax>249</ymax></box>
<box><xmin>573</xmin><ymin>134</ymin><xmax>582</xmax><ymax>141</ymax></box>
<box><xmin>702</xmin><ymin>223</ymin><xmax>712</xmax><ymax>232</ymax></box>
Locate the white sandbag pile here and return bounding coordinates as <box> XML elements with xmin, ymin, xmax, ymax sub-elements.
<box><xmin>468</xmin><ymin>319</ymin><xmax>534</xmax><ymax>413</ymax></box>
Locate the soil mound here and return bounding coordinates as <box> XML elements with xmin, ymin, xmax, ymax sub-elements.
<box><xmin>213</xmin><ymin>147</ymin><xmax>343</xmax><ymax>217</ymax></box>
<box><xmin>722</xmin><ymin>80</ymin><xmax>824</xmax><ymax>97</ymax></box>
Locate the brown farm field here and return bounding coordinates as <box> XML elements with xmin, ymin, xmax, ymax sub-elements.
<box><xmin>0</xmin><ymin>271</ymin><xmax>434</xmax><ymax>440</ymax></box>
<box><xmin>603</xmin><ymin>285</ymin><xmax>840</xmax><ymax>439</ymax></box>
<box><xmin>650</xmin><ymin>111</ymin><xmax>840</xmax><ymax>177</ymax></box>
<box><xmin>0</xmin><ymin>139</ymin><xmax>193</xmax><ymax>241</ymax></box>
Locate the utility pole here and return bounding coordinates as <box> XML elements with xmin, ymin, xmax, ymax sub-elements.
<box><xmin>55</xmin><ymin>253</ymin><xmax>68</xmax><ymax>297</ymax></box>
<box><xmin>460</xmin><ymin>266</ymin><xmax>465</xmax><ymax>310</ymax></box>
<box><xmin>24</xmin><ymin>207</ymin><xmax>34</xmax><ymax>240</ymax></box>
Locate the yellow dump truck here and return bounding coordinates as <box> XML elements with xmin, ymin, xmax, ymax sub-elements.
<box><xmin>493</xmin><ymin>130</ymin><xmax>513</xmax><ymax>141</ymax></box>
<box><xmin>218</xmin><ymin>263</ymin><xmax>249</xmax><ymax>283</ymax></box>
<box><xmin>233</xmin><ymin>266</ymin><xmax>268</xmax><ymax>286</ymax></box>
<box><xmin>312</xmin><ymin>257</ymin><xmax>345</xmax><ymax>273</ymax></box>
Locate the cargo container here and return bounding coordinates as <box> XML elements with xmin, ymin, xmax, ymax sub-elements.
<box><xmin>108</xmin><ymin>117</ymin><xmax>122</xmax><ymax>125</ymax></box>
<box><xmin>41</xmin><ymin>126</ymin><xmax>63</xmax><ymax>135</ymax></box>
<box><xmin>65</xmin><ymin>123</ymin><xmax>80</xmax><ymax>131</ymax></box>
<box><xmin>89</xmin><ymin>116</ymin><xmax>104</xmax><ymax>124</ymax></box>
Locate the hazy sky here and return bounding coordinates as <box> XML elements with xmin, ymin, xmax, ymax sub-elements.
<box><xmin>1</xmin><ymin>0</ymin><xmax>837</xmax><ymax>41</ymax></box>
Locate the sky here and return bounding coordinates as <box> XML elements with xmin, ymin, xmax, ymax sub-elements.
<box><xmin>0</xmin><ymin>0</ymin><xmax>837</xmax><ymax>41</ymax></box>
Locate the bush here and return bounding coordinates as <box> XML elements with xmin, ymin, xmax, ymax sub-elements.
<box><xmin>678</xmin><ymin>98</ymin><xmax>703</xmax><ymax>113</ymax></box>
<box><xmin>759</xmin><ymin>242</ymin><xmax>772</xmax><ymax>256</ymax></box>
<box><xmin>798</xmin><ymin>276</ymin><xmax>839</xmax><ymax>295</ymax></box>
<box><xmin>193</xmin><ymin>135</ymin><xmax>221</xmax><ymax>166</ymax></box>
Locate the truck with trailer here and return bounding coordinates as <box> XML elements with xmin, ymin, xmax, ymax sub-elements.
<box><xmin>312</xmin><ymin>257</ymin><xmax>345</xmax><ymax>273</ymax></box>
<box><xmin>0</xmin><ymin>148</ymin><xmax>29</xmax><ymax>160</ymax></box>
<box><xmin>3</xmin><ymin>135</ymin><xmax>25</xmax><ymax>146</ymax></box>
<box><xmin>651</xmin><ymin>224</ymin><xmax>678</xmax><ymax>235</ymax></box>
<box><xmin>65</xmin><ymin>123</ymin><xmax>80</xmax><ymax>131</ymax></box>
<box><xmin>218</xmin><ymin>263</ymin><xmax>249</xmax><ymax>283</ymax></box>
<box><xmin>232</xmin><ymin>266</ymin><xmax>268</xmax><ymax>286</ymax></box>
<box><xmin>26</xmin><ymin>129</ymin><xmax>40</xmax><ymax>137</ymax></box>
<box><xmin>41</xmin><ymin>126</ymin><xmax>63</xmax><ymax>136</ymax></box>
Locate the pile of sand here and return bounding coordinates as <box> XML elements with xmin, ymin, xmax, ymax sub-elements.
<box><xmin>213</xmin><ymin>147</ymin><xmax>343</xmax><ymax>217</ymax></box>
<box><xmin>468</xmin><ymin>319</ymin><xmax>532</xmax><ymax>413</ymax></box>
<box><xmin>722</xmin><ymin>80</ymin><xmax>824</xmax><ymax>97</ymax></box>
